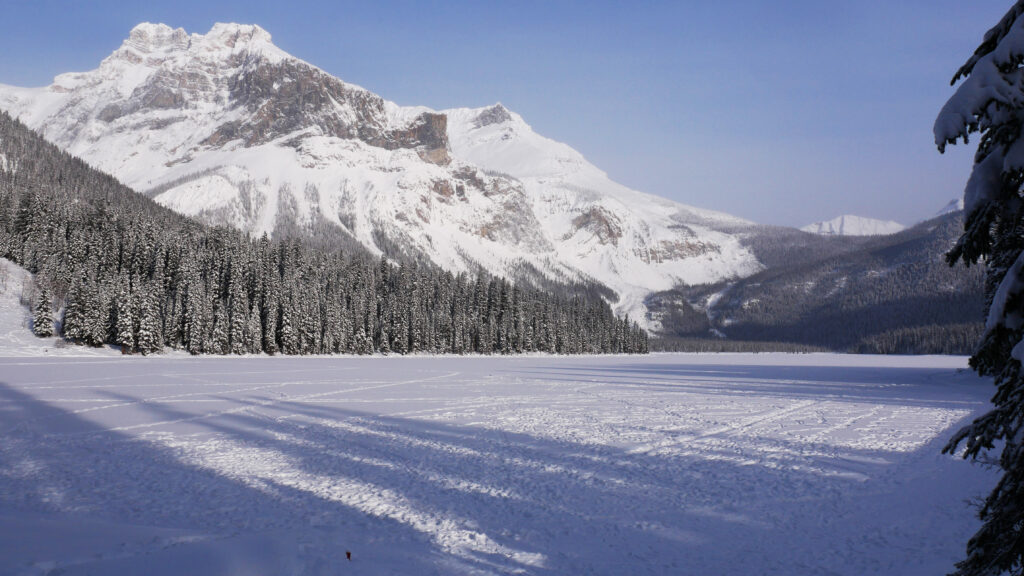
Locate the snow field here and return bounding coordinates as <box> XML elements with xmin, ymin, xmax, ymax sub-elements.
<box><xmin>0</xmin><ymin>353</ymin><xmax>997</xmax><ymax>575</ymax></box>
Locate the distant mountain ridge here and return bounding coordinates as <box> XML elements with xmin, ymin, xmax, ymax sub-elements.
<box><xmin>801</xmin><ymin>214</ymin><xmax>906</xmax><ymax>236</ymax></box>
<box><xmin>0</xmin><ymin>22</ymin><xmax>763</xmax><ymax>323</ymax></box>
<box><xmin>650</xmin><ymin>211</ymin><xmax>984</xmax><ymax>353</ymax></box>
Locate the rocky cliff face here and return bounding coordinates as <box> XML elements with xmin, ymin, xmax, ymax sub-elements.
<box><xmin>202</xmin><ymin>59</ymin><xmax>449</xmax><ymax>165</ymax></box>
<box><xmin>0</xmin><ymin>22</ymin><xmax>762</xmax><ymax>324</ymax></box>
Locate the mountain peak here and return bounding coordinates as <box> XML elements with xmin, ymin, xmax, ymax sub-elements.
<box><xmin>124</xmin><ymin>22</ymin><xmax>189</xmax><ymax>54</ymax></box>
<box><xmin>114</xmin><ymin>22</ymin><xmax>285</xmax><ymax>65</ymax></box>
<box><xmin>205</xmin><ymin>22</ymin><xmax>274</xmax><ymax>48</ymax></box>
<box><xmin>128</xmin><ymin>22</ymin><xmax>179</xmax><ymax>38</ymax></box>
<box><xmin>474</xmin><ymin>103</ymin><xmax>514</xmax><ymax>128</ymax></box>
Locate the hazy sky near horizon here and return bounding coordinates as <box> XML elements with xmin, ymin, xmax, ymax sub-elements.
<box><xmin>0</xmin><ymin>1</ymin><xmax>1011</xmax><ymax>227</ymax></box>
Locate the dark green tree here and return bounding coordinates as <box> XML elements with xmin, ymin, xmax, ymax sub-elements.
<box><xmin>136</xmin><ymin>283</ymin><xmax>162</xmax><ymax>354</ymax></box>
<box><xmin>114</xmin><ymin>277</ymin><xmax>135</xmax><ymax>353</ymax></box>
<box><xmin>936</xmin><ymin>3</ymin><xmax>1024</xmax><ymax>574</ymax></box>
<box><xmin>32</xmin><ymin>281</ymin><xmax>53</xmax><ymax>337</ymax></box>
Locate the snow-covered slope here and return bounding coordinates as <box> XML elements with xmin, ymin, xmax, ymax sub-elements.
<box><xmin>801</xmin><ymin>214</ymin><xmax>905</xmax><ymax>236</ymax></box>
<box><xmin>0</xmin><ymin>23</ymin><xmax>763</xmax><ymax>323</ymax></box>
<box><xmin>444</xmin><ymin>104</ymin><xmax>760</xmax><ymax>317</ymax></box>
<box><xmin>0</xmin><ymin>258</ymin><xmax>119</xmax><ymax>357</ymax></box>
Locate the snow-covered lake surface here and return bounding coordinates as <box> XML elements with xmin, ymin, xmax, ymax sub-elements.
<box><xmin>0</xmin><ymin>353</ymin><xmax>996</xmax><ymax>575</ymax></box>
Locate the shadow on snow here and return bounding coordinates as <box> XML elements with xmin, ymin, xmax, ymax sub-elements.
<box><xmin>0</xmin><ymin>358</ymin><xmax>991</xmax><ymax>575</ymax></box>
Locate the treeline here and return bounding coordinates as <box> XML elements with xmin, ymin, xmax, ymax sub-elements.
<box><xmin>650</xmin><ymin>337</ymin><xmax>826</xmax><ymax>353</ymax></box>
<box><xmin>852</xmin><ymin>323</ymin><xmax>983</xmax><ymax>355</ymax></box>
<box><xmin>0</xmin><ymin>111</ymin><xmax>647</xmax><ymax>356</ymax></box>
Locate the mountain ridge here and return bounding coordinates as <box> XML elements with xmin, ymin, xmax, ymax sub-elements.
<box><xmin>800</xmin><ymin>214</ymin><xmax>906</xmax><ymax>236</ymax></box>
<box><xmin>0</xmin><ymin>22</ymin><xmax>763</xmax><ymax>325</ymax></box>
<box><xmin>649</xmin><ymin>211</ymin><xmax>984</xmax><ymax>353</ymax></box>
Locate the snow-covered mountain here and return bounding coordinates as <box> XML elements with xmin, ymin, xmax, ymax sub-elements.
<box><xmin>0</xmin><ymin>22</ymin><xmax>761</xmax><ymax>323</ymax></box>
<box><xmin>800</xmin><ymin>215</ymin><xmax>906</xmax><ymax>237</ymax></box>
<box><xmin>802</xmin><ymin>198</ymin><xmax>968</xmax><ymax>238</ymax></box>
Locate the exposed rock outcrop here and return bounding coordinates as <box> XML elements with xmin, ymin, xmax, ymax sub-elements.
<box><xmin>572</xmin><ymin>207</ymin><xmax>623</xmax><ymax>246</ymax></box>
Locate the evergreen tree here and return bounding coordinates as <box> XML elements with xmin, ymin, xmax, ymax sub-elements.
<box><xmin>61</xmin><ymin>277</ymin><xmax>88</xmax><ymax>342</ymax></box>
<box><xmin>210</xmin><ymin>304</ymin><xmax>229</xmax><ymax>355</ymax></box>
<box><xmin>936</xmin><ymin>4</ymin><xmax>1024</xmax><ymax>574</ymax></box>
<box><xmin>84</xmin><ymin>279</ymin><xmax>109</xmax><ymax>347</ymax></box>
<box><xmin>229</xmin><ymin>265</ymin><xmax>248</xmax><ymax>355</ymax></box>
<box><xmin>32</xmin><ymin>281</ymin><xmax>53</xmax><ymax>337</ymax></box>
<box><xmin>246</xmin><ymin>303</ymin><xmax>262</xmax><ymax>354</ymax></box>
<box><xmin>262</xmin><ymin>281</ymin><xmax>280</xmax><ymax>355</ymax></box>
<box><xmin>115</xmin><ymin>278</ymin><xmax>135</xmax><ymax>353</ymax></box>
<box><xmin>184</xmin><ymin>274</ymin><xmax>208</xmax><ymax>355</ymax></box>
<box><xmin>278</xmin><ymin>296</ymin><xmax>298</xmax><ymax>355</ymax></box>
<box><xmin>135</xmin><ymin>283</ymin><xmax>162</xmax><ymax>354</ymax></box>
<box><xmin>165</xmin><ymin>289</ymin><xmax>184</xmax><ymax>349</ymax></box>
<box><xmin>392</xmin><ymin>272</ymin><xmax>409</xmax><ymax>354</ymax></box>
<box><xmin>61</xmin><ymin>276</ymin><xmax>105</xmax><ymax>346</ymax></box>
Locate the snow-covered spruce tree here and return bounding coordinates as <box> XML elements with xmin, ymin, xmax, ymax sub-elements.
<box><xmin>135</xmin><ymin>284</ymin><xmax>162</xmax><ymax>355</ymax></box>
<box><xmin>378</xmin><ymin>326</ymin><xmax>391</xmax><ymax>355</ymax></box>
<box><xmin>85</xmin><ymin>280</ymin><xmax>109</xmax><ymax>347</ymax></box>
<box><xmin>278</xmin><ymin>295</ymin><xmax>298</xmax><ymax>355</ymax></box>
<box><xmin>32</xmin><ymin>281</ymin><xmax>53</xmax><ymax>337</ymax></box>
<box><xmin>246</xmin><ymin>303</ymin><xmax>262</xmax><ymax>354</ymax></box>
<box><xmin>209</xmin><ymin>304</ymin><xmax>228</xmax><ymax>355</ymax></box>
<box><xmin>61</xmin><ymin>278</ymin><xmax>86</xmax><ymax>342</ymax></box>
<box><xmin>114</xmin><ymin>277</ymin><xmax>135</xmax><ymax>353</ymax></box>
<box><xmin>262</xmin><ymin>281</ymin><xmax>279</xmax><ymax>355</ymax></box>
<box><xmin>936</xmin><ymin>3</ymin><xmax>1024</xmax><ymax>574</ymax></box>
<box><xmin>229</xmin><ymin>269</ymin><xmax>247</xmax><ymax>355</ymax></box>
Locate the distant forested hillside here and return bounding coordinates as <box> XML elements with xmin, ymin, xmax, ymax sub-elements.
<box><xmin>649</xmin><ymin>216</ymin><xmax>984</xmax><ymax>354</ymax></box>
<box><xmin>0</xmin><ymin>111</ymin><xmax>647</xmax><ymax>355</ymax></box>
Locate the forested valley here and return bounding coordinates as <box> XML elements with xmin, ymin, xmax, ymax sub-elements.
<box><xmin>648</xmin><ymin>215</ymin><xmax>985</xmax><ymax>354</ymax></box>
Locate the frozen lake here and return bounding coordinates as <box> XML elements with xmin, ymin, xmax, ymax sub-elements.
<box><xmin>0</xmin><ymin>353</ymin><xmax>997</xmax><ymax>575</ymax></box>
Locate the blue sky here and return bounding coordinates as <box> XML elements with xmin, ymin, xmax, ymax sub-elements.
<box><xmin>0</xmin><ymin>1</ymin><xmax>1010</xmax><ymax>226</ymax></box>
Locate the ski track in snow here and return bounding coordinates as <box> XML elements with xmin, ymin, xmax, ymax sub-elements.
<box><xmin>0</xmin><ymin>352</ymin><xmax>998</xmax><ymax>575</ymax></box>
